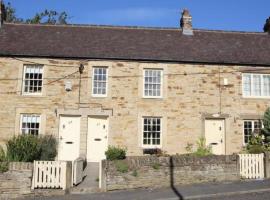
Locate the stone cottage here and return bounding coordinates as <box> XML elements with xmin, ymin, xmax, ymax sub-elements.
<box><xmin>0</xmin><ymin>4</ymin><xmax>270</xmax><ymax>162</ymax></box>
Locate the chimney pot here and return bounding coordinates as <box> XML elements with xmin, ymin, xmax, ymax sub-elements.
<box><xmin>180</xmin><ymin>9</ymin><xmax>193</xmax><ymax>35</ymax></box>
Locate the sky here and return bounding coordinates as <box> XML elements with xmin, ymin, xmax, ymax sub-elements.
<box><xmin>4</xmin><ymin>0</ymin><xmax>270</xmax><ymax>32</ymax></box>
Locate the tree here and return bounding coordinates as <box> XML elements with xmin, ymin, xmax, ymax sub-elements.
<box><xmin>262</xmin><ymin>107</ymin><xmax>270</xmax><ymax>143</ymax></box>
<box><xmin>4</xmin><ymin>1</ymin><xmax>69</xmax><ymax>24</ymax></box>
<box><xmin>4</xmin><ymin>2</ymin><xmax>23</xmax><ymax>23</ymax></box>
<box><xmin>263</xmin><ymin>17</ymin><xmax>270</xmax><ymax>33</ymax></box>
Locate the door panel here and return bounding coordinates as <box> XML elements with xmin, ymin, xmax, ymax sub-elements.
<box><xmin>87</xmin><ymin>117</ymin><xmax>108</xmax><ymax>162</ymax></box>
<box><xmin>205</xmin><ymin>119</ymin><xmax>225</xmax><ymax>155</ymax></box>
<box><xmin>58</xmin><ymin>116</ymin><xmax>80</xmax><ymax>161</ymax></box>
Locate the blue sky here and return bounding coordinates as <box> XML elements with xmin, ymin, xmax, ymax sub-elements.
<box><xmin>5</xmin><ymin>0</ymin><xmax>270</xmax><ymax>32</ymax></box>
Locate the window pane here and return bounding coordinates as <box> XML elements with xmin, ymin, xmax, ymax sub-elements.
<box><xmin>253</xmin><ymin>75</ymin><xmax>261</xmax><ymax>96</ymax></box>
<box><xmin>92</xmin><ymin>67</ymin><xmax>108</xmax><ymax>95</ymax></box>
<box><xmin>263</xmin><ymin>75</ymin><xmax>270</xmax><ymax>96</ymax></box>
<box><xmin>23</xmin><ymin>65</ymin><xmax>43</xmax><ymax>94</ymax></box>
<box><xmin>144</xmin><ymin>69</ymin><xmax>162</xmax><ymax>97</ymax></box>
<box><xmin>21</xmin><ymin>114</ymin><xmax>41</xmax><ymax>135</ymax></box>
<box><xmin>143</xmin><ymin>117</ymin><xmax>161</xmax><ymax>147</ymax></box>
<box><xmin>243</xmin><ymin>74</ymin><xmax>251</xmax><ymax>96</ymax></box>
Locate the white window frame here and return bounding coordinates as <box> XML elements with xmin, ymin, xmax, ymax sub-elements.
<box><xmin>92</xmin><ymin>67</ymin><xmax>108</xmax><ymax>97</ymax></box>
<box><xmin>22</xmin><ymin>65</ymin><xmax>44</xmax><ymax>96</ymax></box>
<box><xmin>243</xmin><ymin>119</ymin><xmax>263</xmax><ymax>145</ymax></box>
<box><xmin>20</xmin><ymin>114</ymin><xmax>41</xmax><ymax>135</ymax></box>
<box><xmin>142</xmin><ymin>117</ymin><xmax>162</xmax><ymax>148</ymax></box>
<box><xmin>143</xmin><ymin>69</ymin><xmax>163</xmax><ymax>98</ymax></box>
<box><xmin>242</xmin><ymin>73</ymin><xmax>270</xmax><ymax>98</ymax></box>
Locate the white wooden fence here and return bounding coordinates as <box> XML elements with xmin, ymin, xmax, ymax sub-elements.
<box><xmin>239</xmin><ymin>153</ymin><xmax>264</xmax><ymax>179</ymax></box>
<box><xmin>32</xmin><ymin>161</ymin><xmax>68</xmax><ymax>190</ymax></box>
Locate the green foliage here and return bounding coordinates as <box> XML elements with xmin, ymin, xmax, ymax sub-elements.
<box><xmin>6</xmin><ymin>135</ymin><xmax>41</xmax><ymax>162</ymax></box>
<box><xmin>262</xmin><ymin>108</ymin><xmax>270</xmax><ymax>143</ymax></box>
<box><xmin>0</xmin><ymin>146</ymin><xmax>8</xmax><ymax>173</ymax></box>
<box><xmin>193</xmin><ymin>137</ymin><xmax>212</xmax><ymax>157</ymax></box>
<box><xmin>3</xmin><ymin>1</ymin><xmax>69</xmax><ymax>24</ymax></box>
<box><xmin>38</xmin><ymin>136</ymin><xmax>57</xmax><ymax>161</ymax></box>
<box><xmin>105</xmin><ymin>146</ymin><xmax>126</xmax><ymax>161</ymax></box>
<box><xmin>152</xmin><ymin>163</ymin><xmax>161</xmax><ymax>170</ymax></box>
<box><xmin>131</xmin><ymin>170</ymin><xmax>138</xmax><ymax>177</ymax></box>
<box><xmin>5</xmin><ymin>135</ymin><xmax>57</xmax><ymax>162</ymax></box>
<box><xmin>264</xmin><ymin>17</ymin><xmax>270</xmax><ymax>33</ymax></box>
<box><xmin>245</xmin><ymin>134</ymin><xmax>266</xmax><ymax>154</ymax></box>
<box><xmin>115</xmin><ymin>160</ymin><xmax>128</xmax><ymax>173</ymax></box>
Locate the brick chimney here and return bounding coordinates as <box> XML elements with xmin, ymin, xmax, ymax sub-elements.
<box><xmin>180</xmin><ymin>9</ymin><xmax>193</xmax><ymax>35</ymax></box>
<box><xmin>264</xmin><ymin>17</ymin><xmax>270</xmax><ymax>33</ymax></box>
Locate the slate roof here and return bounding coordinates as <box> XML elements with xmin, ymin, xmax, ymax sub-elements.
<box><xmin>0</xmin><ymin>23</ymin><xmax>270</xmax><ymax>65</ymax></box>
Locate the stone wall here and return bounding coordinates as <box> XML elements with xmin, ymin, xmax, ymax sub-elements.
<box><xmin>0</xmin><ymin>162</ymin><xmax>33</xmax><ymax>199</ymax></box>
<box><xmin>102</xmin><ymin>155</ymin><xmax>240</xmax><ymax>191</ymax></box>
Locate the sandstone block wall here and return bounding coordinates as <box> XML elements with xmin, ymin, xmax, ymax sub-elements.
<box><xmin>0</xmin><ymin>162</ymin><xmax>33</xmax><ymax>199</ymax></box>
<box><xmin>0</xmin><ymin>57</ymin><xmax>270</xmax><ymax>157</ymax></box>
<box><xmin>102</xmin><ymin>155</ymin><xmax>240</xmax><ymax>191</ymax></box>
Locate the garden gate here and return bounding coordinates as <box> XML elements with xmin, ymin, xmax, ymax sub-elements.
<box><xmin>239</xmin><ymin>154</ymin><xmax>264</xmax><ymax>179</ymax></box>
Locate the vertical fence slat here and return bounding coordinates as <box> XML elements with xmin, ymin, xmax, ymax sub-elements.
<box><xmin>239</xmin><ymin>153</ymin><xmax>264</xmax><ymax>179</ymax></box>
<box><xmin>32</xmin><ymin>160</ymin><xmax>68</xmax><ymax>189</ymax></box>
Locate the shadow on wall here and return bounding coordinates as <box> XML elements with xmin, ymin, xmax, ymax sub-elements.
<box><xmin>170</xmin><ymin>156</ymin><xmax>184</xmax><ymax>200</ymax></box>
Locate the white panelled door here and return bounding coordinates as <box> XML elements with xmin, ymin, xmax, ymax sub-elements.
<box><xmin>205</xmin><ymin>119</ymin><xmax>225</xmax><ymax>155</ymax></box>
<box><xmin>58</xmin><ymin>116</ymin><xmax>80</xmax><ymax>161</ymax></box>
<box><xmin>87</xmin><ymin>117</ymin><xmax>108</xmax><ymax>162</ymax></box>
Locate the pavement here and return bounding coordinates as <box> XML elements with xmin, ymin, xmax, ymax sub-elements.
<box><xmin>25</xmin><ymin>179</ymin><xmax>270</xmax><ymax>200</ymax></box>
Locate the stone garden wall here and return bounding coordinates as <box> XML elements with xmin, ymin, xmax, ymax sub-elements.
<box><xmin>0</xmin><ymin>162</ymin><xmax>33</xmax><ymax>199</ymax></box>
<box><xmin>101</xmin><ymin>155</ymin><xmax>240</xmax><ymax>191</ymax></box>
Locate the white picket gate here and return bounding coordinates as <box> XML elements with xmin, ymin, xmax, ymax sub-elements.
<box><xmin>239</xmin><ymin>154</ymin><xmax>264</xmax><ymax>179</ymax></box>
<box><xmin>32</xmin><ymin>161</ymin><xmax>68</xmax><ymax>190</ymax></box>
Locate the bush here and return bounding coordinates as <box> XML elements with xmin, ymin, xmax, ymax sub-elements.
<box><xmin>105</xmin><ymin>146</ymin><xmax>126</xmax><ymax>161</ymax></box>
<box><xmin>39</xmin><ymin>136</ymin><xmax>57</xmax><ymax>160</ymax></box>
<box><xmin>5</xmin><ymin>135</ymin><xmax>57</xmax><ymax>162</ymax></box>
<box><xmin>193</xmin><ymin>137</ymin><xmax>212</xmax><ymax>157</ymax></box>
<box><xmin>0</xmin><ymin>146</ymin><xmax>8</xmax><ymax>173</ymax></box>
<box><xmin>6</xmin><ymin>135</ymin><xmax>41</xmax><ymax>162</ymax></box>
<box><xmin>245</xmin><ymin>134</ymin><xmax>266</xmax><ymax>154</ymax></box>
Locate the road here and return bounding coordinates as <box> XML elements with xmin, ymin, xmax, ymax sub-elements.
<box><xmin>27</xmin><ymin>190</ymin><xmax>270</xmax><ymax>200</ymax></box>
<box><xmin>26</xmin><ymin>180</ymin><xmax>270</xmax><ymax>200</ymax></box>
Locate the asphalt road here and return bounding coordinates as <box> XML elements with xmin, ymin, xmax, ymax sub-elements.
<box><xmin>26</xmin><ymin>190</ymin><xmax>270</xmax><ymax>200</ymax></box>
<box><xmin>25</xmin><ymin>180</ymin><xmax>270</xmax><ymax>200</ymax></box>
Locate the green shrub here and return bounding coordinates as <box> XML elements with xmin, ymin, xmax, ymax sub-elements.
<box><xmin>0</xmin><ymin>162</ymin><xmax>8</xmax><ymax>173</ymax></box>
<box><xmin>131</xmin><ymin>170</ymin><xmax>138</xmax><ymax>177</ymax></box>
<box><xmin>105</xmin><ymin>146</ymin><xmax>126</xmax><ymax>161</ymax></box>
<box><xmin>152</xmin><ymin>163</ymin><xmax>161</xmax><ymax>170</ymax></box>
<box><xmin>38</xmin><ymin>136</ymin><xmax>57</xmax><ymax>160</ymax></box>
<box><xmin>5</xmin><ymin>135</ymin><xmax>57</xmax><ymax>162</ymax></box>
<box><xmin>115</xmin><ymin>160</ymin><xmax>128</xmax><ymax>173</ymax></box>
<box><xmin>193</xmin><ymin>137</ymin><xmax>212</xmax><ymax>157</ymax></box>
<box><xmin>0</xmin><ymin>146</ymin><xmax>8</xmax><ymax>173</ymax></box>
<box><xmin>0</xmin><ymin>146</ymin><xmax>6</xmax><ymax>162</ymax></box>
<box><xmin>6</xmin><ymin>135</ymin><xmax>41</xmax><ymax>162</ymax></box>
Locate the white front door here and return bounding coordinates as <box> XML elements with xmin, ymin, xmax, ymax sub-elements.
<box><xmin>205</xmin><ymin>119</ymin><xmax>225</xmax><ymax>155</ymax></box>
<box><xmin>87</xmin><ymin>116</ymin><xmax>108</xmax><ymax>162</ymax></box>
<box><xmin>58</xmin><ymin>116</ymin><xmax>80</xmax><ymax>161</ymax></box>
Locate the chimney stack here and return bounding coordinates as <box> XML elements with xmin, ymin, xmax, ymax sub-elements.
<box><xmin>180</xmin><ymin>9</ymin><xmax>193</xmax><ymax>35</ymax></box>
<box><xmin>0</xmin><ymin>0</ymin><xmax>5</xmax><ymax>28</ymax></box>
<box><xmin>264</xmin><ymin>17</ymin><xmax>270</xmax><ymax>33</ymax></box>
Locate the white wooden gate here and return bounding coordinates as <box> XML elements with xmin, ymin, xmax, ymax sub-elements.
<box><xmin>32</xmin><ymin>161</ymin><xmax>68</xmax><ymax>190</ymax></box>
<box><xmin>239</xmin><ymin>154</ymin><xmax>264</xmax><ymax>179</ymax></box>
